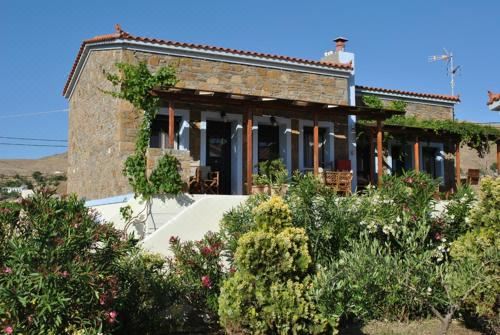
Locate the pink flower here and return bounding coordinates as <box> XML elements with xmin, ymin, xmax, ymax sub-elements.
<box><xmin>3</xmin><ymin>267</ymin><xmax>12</xmax><ymax>274</ymax></box>
<box><xmin>201</xmin><ymin>246</ymin><xmax>213</xmax><ymax>256</ymax></box>
<box><xmin>106</xmin><ymin>310</ymin><xmax>118</xmax><ymax>324</ymax></box>
<box><xmin>435</xmin><ymin>232</ymin><xmax>442</xmax><ymax>240</ymax></box>
<box><xmin>61</xmin><ymin>271</ymin><xmax>69</xmax><ymax>278</ymax></box>
<box><xmin>4</xmin><ymin>326</ymin><xmax>13</xmax><ymax>334</ymax></box>
<box><xmin>169</xmin><ymin>236</ymin><xmax>179</xmax><ymax>244</ymax></box>
<box><xmin>404</xmin><ymin>177</ymin><xmax>414</xmax><ymax>184</ymax></box>
<box><xmin>201</xmin><ymin>275</ymin><xmax>212</xmax><ymax>289</ymax></box>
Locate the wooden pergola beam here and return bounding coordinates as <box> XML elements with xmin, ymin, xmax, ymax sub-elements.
<box><xmin>313</xmin><ymin>111</ymin><xmax>319</xmax><ymax>176</ymax></box>
<box><xmin>377</xmin><ymin>120</ymin><xmax>383</xmax><ymax>187</ymax></box>
<box><xmin>154</xmin><ymin>88</ymin><xmax>402</xmax><ymax>120</ymax></box>
<box><xmin>414</xmin><ymin>136</ymin><xmax>420</xmax><ymax>172</ymax></box>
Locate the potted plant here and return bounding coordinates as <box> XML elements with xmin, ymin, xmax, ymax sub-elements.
<box><xmin>252</xmin><ymin>159</ymin><xmax>288</xmax><ymax>195</ymax></box>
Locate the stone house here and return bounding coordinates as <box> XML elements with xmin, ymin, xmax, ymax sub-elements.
<box><xmin>488</xmin><ymin>91</ymin><xmax>500</xmax><ymax>111</ymax></box>
<box><xmin>63</xmin><ymin>25</ymin><xmax>462</xmax><ymax>200</ymax></box>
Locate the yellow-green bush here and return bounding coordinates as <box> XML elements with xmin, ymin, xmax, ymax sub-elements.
<box><xmin>450</xmin><ymin>176</ymin><xmax>499</xmax><ymax>327</ymax></box>
<box><xmin>218</xmin><ymin>196</ymin><xmax>332</xmax><ymax>334</ymax></box>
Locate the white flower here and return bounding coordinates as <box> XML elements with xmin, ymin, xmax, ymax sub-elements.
<box><xmin>396</xmin><ymin>216</ymin><xmax>401</xmax><ymax>223</ymax></box>
<box><xmin>442</xmin><ymin>238</ymin><xmax>447</xmax><ymax>243</ymax></box>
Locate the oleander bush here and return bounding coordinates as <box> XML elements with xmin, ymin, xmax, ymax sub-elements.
<box><xmin>0</xmin><ymin>190</ymin><xmax>177</xmax><ymax>335</ymax></box>
<box><xmin>167</xmin><ymin>232</ymin><xmax>226</xmax><ymax>330</ymax></box>
<box><xmin>218</xmin><ymin>196</ymin><xmax>333</xmax><ymax>334</ymax></box>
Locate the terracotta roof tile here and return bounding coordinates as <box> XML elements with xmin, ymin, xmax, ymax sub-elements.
<box><xmin>356</xmin><ymin>85</ymin><xmax>460</xmax><ymax>103</ymax></box>
<box><xmin>487</xmin><ymin>91</ymin><xmax>500</xmax><ymax>105</ymax></box>
<box><xmin>63</xmin><ymin>24</ymin><xmax>352</xmax><ymax>96</ymax></box>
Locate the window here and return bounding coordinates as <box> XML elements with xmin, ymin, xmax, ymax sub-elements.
<box><xmin>303</xmin><ymin>126</ymin><xmax>326</xmax><ymax>169</ymax></box>
<box><xmin>149</xmin><ymin>115</ymin><xmax>181</xmax><ymax>149</ymax></box>
<box><xmin>391</xmin><ymin>144</ymin><xmax>410</xmax><ymax>175</ymax></box>
<box><xmin>258</xmin><ymin>125</ymin><xmax>280</xmax><ymax>162</ymax></box>
<box><xmin>422</xmin><ymin>147</ymin><xmax>438</xmax><ymax>178</ymax></box>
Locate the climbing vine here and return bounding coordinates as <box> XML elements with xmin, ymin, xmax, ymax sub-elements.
<box><xmin>360</xmin><ymin>95</ymin><xmax>499</xmax><ymax>156</ymax></box>
<box><xmin>385</xmin><ymin>115</ymin><xmax>499</xmax><ymax>156</ymax></box>
<box><xmin>105</xmin><ymin>62</ymin><xmax>182</xmax><ymax>199</ymax></box>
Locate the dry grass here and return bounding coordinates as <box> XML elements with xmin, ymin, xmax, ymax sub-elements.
<box><xmin>340</xmin><ymin>319</ymin><xmax>482</xmax><ymax>335</ymax></box>
<box><xmin>0</xmin><ymin>152</ymin><xmax>67</xmax><ymax>177</ymax></box>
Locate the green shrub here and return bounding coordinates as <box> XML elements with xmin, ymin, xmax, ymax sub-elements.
<box><xmin>148</xmin><ymin>154</ymin><xmax>183</xmax><ymax>195</ymax></box>
<box><xmin>218</xmin><ymin>196</ymin><xmax>332</xmax><ymax>334</ymax></box>
<box><xmin>168</xmin><ymin>232</ymin><xmax>226</xmax><ymax>329</ymax></box>
<box><xmin>0</xmin><ymin>191</ymin><xmax>132</xmax><ymax>333</ymax></box>
<box><xmin>253</xmin><ymin>158</ymin><xmax>288</xmax><ymax>187</ymax></box>
<box><xmin>286</xmin><ymin>173</ymin><xmax>362</xmax><ymax>264</ymax></box>
<box><xmin>450</xmin><ymin>177</ymin><xmax>499</xmax><ymax>329</ymax></box>
<box><xmin>437</xmin><ymin>184</ymin><xmax>475</xmax><ymax>243</ymax></box>
<box><xmin>115</xmin><ymin>251</ymin><xmax>178</xmax><ymax>335</ymax></box>
<box><xmin>0</xmin><ymin>190</ymin><xmax>176</xmax><ymax>334</ymax></box>
<box><xmin>219</xmin><ymin>194</ymin><xmax>268</xmax><ymax>261</ymax></box>
<box><xmin>319</xmin><ymin>233</ymin><xmax>445</xmax><ymax>322</ymax></box>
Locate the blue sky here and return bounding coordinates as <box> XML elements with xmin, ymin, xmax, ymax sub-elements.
<box><xmin>1</xmin><ymin>0</ymin><xmax>499</xmax><ymax>159</ymax></box>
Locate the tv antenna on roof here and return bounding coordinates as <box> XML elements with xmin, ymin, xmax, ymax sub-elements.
<box><xmin>428</xmin><ymin>48</ymin><xmax>461</xmax><ymax>97</ymax></box>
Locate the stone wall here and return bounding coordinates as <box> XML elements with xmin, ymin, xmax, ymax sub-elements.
<box><xmin>356</xmin><ymin>95</ymin><xmax>454</xmax><ymax>120</ymax></box>
<box><xmin>124</xmin><ymin>50</ymin><xmax>349</xmax><ymax>105</ymax></box>
<box><xmin>68</xmin><ymin>49</ymin><xmax>132</xmax><ymax>199</ymax></box>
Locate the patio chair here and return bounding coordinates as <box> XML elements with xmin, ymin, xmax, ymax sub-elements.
<box><xmin>336</xmin><ymin>171</ymin><xmax>353</xmax><ymax>195</ymax></box>
<box><xmin>324</xmin><ymin>170</ymin><xmax>339</xmax><ymax>188</ymax></box>
<box><xmin>201</xmin><ymin>167</ymin><xmax>220</xmax><ymax>194</ymax></box>
<box><xmin>188</xmin><ymin>167</ymin><xmax>203</xmax><ymax>194</ymax></box>
<box><xmin>466</xmin><ymin>169</ymin><xmax>480</xmax><ymax>185</ymax></box>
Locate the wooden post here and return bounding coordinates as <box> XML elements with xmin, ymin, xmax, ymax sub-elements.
<box><xmin>246</xmin><ymin>108</ymin><xmax>253</xmax><ymax>195</ymax></box>
<box><xmin>455</xmin><ymin>142</ymin><xmax>461</xmax><ymax>187</ymax></box>
<box><xmin>369</xmin><ymin>129</ymin><xmax>375</xmax><ymax>184</ymax></box>
<box><xmin>413</xmin><ymin>136</ymin><xmax>420</xmax><ymax>172</ymax></box>
<box><xmin>168</xmin><ymin>100</ymin><xmax>175</xmax><ymax>148</ymax></box>
<box><xmin>376</xmin><ymin>120</ymin><xmax>383</xmax><ymax>187</ymax></box>
<box><xmin>313</xmin><ymin>111</ymin><xmax>319</xmax><ymax>176</ymax></box>
<box><xmin>497</xmin><ymin>140</ymin><xmax>500</xmax><ymax>175</ymax></box>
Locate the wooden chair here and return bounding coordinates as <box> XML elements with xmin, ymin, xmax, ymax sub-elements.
<box><xmin>466</xmin><ymin>169</ymin><xmax>480</xmax><ymax>185</ymax></box>
<box><xmin>324</xmin><ymin>171</ymin><xmax>339</xmax><ymax>188</ymax></box>
<box><xmin>188</xmin><ymin>167</ymin><xmax>202</xmax><ymax>194</ymax></box>
<box><xmin>202</xmin><ymin>169</ymin><xmax>220</xmax><ymax>194</ymax></box>
<box><xmin>323</xmin><ymin>171</ymin><xmax>353</xmax><ymax>195</ymax></box>
<box><xmin>337</xmin><ymin>171</ymin><xmax>353</xmax><ymax>195</ymax></box>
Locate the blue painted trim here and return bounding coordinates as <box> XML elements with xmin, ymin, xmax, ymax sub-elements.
<box><xmin>85</xmin><ymin>193</ymin><xmax>134</xmax><ymax>207</ymax></box>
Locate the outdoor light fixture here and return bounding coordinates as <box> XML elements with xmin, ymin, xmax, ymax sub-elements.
<box><xmin>220</xmin><ymin>111</ymin><xmax>227</xmax><ymax>122</ymax></box>
<box><xmin>270</xmin><ymin>116</ymin><xmax>277</xmax><ymax>127</ymax></box>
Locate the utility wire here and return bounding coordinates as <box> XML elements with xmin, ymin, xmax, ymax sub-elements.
<box><xmin>0</xmin><ymin>142</ymin><xmax>67</xmax><ymax>148</ymax></box>
<box><xmin>0</xmin><ymin>136</ymin><xmax>67</xmax><ymax>142</ymax></box>
<box><xmin>0</xmin><ymin>109</ymin><xmax>68</xmax><ymax>119</ymax></box>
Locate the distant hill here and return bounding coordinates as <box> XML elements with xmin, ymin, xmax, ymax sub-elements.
<box><xmin>0</xmin><ymin>153</ymin><xmax>68</xmax><ymax>195</ymax></box>
<box><xmin>0</xmin><ymin>152</ymin><xmax>67</xmax><ymax>177</ymax></box>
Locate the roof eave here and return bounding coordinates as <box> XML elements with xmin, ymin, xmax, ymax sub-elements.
<box><xmin>355</xmin><ymin>86</ymin><xmax>460</xmax><ymax>105</ymax></box>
